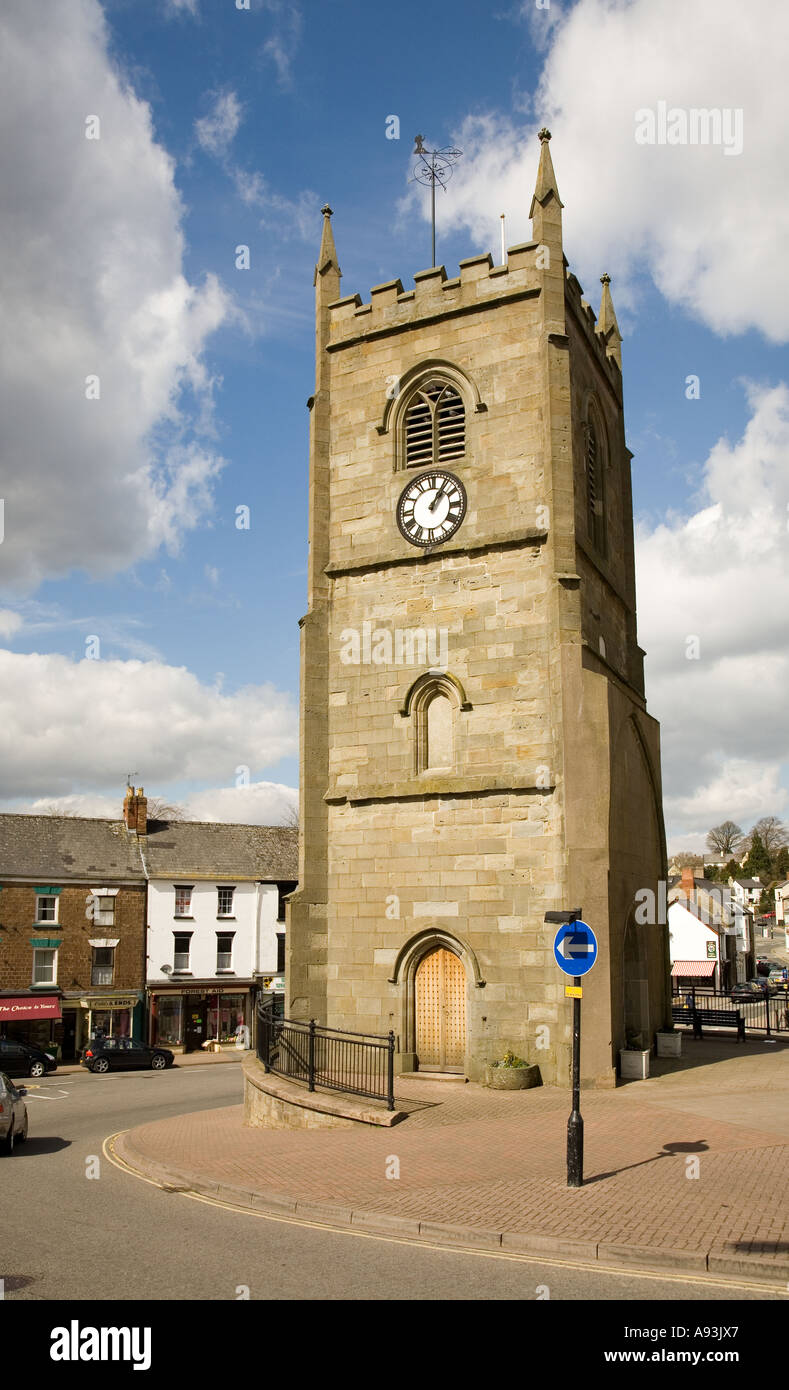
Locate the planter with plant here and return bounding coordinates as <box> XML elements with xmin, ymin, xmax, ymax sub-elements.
<box><xmin>484</xmin><ymin>1050</ymin><xmax>542</xmax><ymax>1090</ymax></box>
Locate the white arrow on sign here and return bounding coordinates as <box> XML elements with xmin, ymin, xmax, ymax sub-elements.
<box><xmin>560</xmin><ymin>932</ymin><xmax>595</xmax><ymax>959</ymax></box>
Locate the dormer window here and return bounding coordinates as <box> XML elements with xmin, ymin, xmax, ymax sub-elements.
<box><xmin>404</xmin><ymin>380</ymin><xmax>465</xmax><ymax>467</ymax></box>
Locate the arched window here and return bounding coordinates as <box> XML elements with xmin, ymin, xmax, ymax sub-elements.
<box><xmin>585</xmin><ymin>406</ymin><xmax>607</xmax><ymax>553</ymax></box>
<box><xmin>400</xmin><ymin>671</ymin><xmax>471</xmax><ymax>776</ymax></box>
<box><xmin>425</xmin><ymin>693</ymin><xmax>453</xmax><ymax>770</ymax></box>
<box><xmin>404</xmin><ymin>379</ymin><xmax>465</xmax><ymax>468</ymax></box>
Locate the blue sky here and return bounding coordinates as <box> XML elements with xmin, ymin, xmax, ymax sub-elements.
<box><xmin>1</xmin><ymin>0</ymin><xmax>788</xmax><ymax>850</ymax></box>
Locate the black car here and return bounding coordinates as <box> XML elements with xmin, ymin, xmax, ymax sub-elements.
<box><xmin>81</xmin><ymin>1036</ymin><xmax>174</xmax><ymax>1073</ymax></box>
<box><xmin>0</xmin><ymin>1039</ymin><xmax>57</xmax><ymax>1078</ymax></box>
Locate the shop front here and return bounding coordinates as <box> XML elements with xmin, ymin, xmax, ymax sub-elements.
<box><xmin>149</xmin><ymin>985</ymin><xmax>252</xmax><ymax>1053</ymax></box>
<box><xmin>0</xmin><ymin>991</ymin><xmax>63</xmax><ymax>1053</ymax></box>
<box><xmin>59</xmin><ymin>991</ymin><xmax>144</xmax><ymax>1058</ymax></box>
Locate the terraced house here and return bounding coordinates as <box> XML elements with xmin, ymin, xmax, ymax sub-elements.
<box><xmin>0</xmin><ymin>811</ymin><xmax>147</xmax><ymax>1059</ymax></box>
<box><xmin>0</xmin><ymin>788</ymin><xmax>298</xmax><ymax>1059</ymax></box>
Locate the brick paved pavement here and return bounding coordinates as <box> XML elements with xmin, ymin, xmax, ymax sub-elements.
<box><xmin>114</xmin><ymin>1036</ymin><xmax>789</xmax><ymax>1283</ymax></box>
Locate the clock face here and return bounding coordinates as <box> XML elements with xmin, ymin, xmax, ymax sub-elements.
<box><xmin>396</xmin><ymin>470</ymin><xmax>466</xmax><ymax>548</ymax></box>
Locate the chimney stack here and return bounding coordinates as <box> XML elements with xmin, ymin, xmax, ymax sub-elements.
<box><xmin>680</xmin><ymin>865</ymin><xmax>696</xmax><ymax>899</ymax></box>
<box><xmin>123</xmin><ymin>785</ymin><xmax>148</xmax><ymax>836</ymax></box>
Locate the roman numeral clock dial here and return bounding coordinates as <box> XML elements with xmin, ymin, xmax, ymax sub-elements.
<box><xmin>396</xmin><ymin>470</ymin><xmax>466</xmax><ymax>548</ymax></box>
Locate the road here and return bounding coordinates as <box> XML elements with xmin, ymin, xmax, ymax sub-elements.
<box><xmin>0</xmin><ymin>1064</ymin><xmax>780</xmax><ymax>1302</ymax></box>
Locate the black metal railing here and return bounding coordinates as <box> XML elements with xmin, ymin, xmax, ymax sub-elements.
<box><xmin>672</xmin><ymin>987</ymin><xmax>789</xmax><ymax>1036</ymax></box>
<box><xmin>256</xmin><ymin>1006</ymin><xmax>396</xmax><ymax>1110</ymax></box>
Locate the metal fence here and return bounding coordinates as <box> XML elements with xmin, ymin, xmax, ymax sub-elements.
<box><xmin>256</xmin><ymin>1006</ymin><xmax>396</xmax><ymax>1110</ymax></box>
<box><xmin>672</xmin><ymin>987</ymin><xmax>789</xmax><ymax>1038</ymax></box>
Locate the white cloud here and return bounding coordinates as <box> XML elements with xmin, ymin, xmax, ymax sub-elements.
<box><xmin>259</xmin><ymin>0</ymin><xmax>303</xmax><ymax>88</ymax></box>
<box><xmin>195</xmin><ymin>91</ymin><xmax>243</xmax><ymax>157</ymax></box>
<box><xmin>166</xmin><ymin>0</ymin><xmax>199</xmax><ymax>14</ymax></box>
<box><xmin>418</xmin><ymin>0</ymin><xmax>789</xmax><ymax>341</ymax></box>
<box><xmin>0</xmin><ymin>650</ymin><xmax>297</xmax><ymax>801</ymax></box>
<box><xmin>184</xmin><ymin>781</ymin><xmax>297</xmax><ymax>824</ymax></box>
<box><xmin>637</xmin><ymin>383</ymin><xmax>789</xmax><ymax>839</ymax></box>
<box><xmin>0</xmin><ymin>0</ymin><xmax>230</xmax><ymax>593</ymax></box>
<box><xmin>0</xmin><ymin>610</ymin><xmax>22</xmax><ymax>639</ymax></box>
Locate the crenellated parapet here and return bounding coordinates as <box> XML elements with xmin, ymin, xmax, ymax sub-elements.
<box><xmin>325</xmin><ymin>242</ymin><xmax>543</xmax><ymax>348</ymax></box>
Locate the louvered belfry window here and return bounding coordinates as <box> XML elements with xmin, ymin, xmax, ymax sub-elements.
<box><xmin>586</xmin><ymin>417</ymin><xmax>605</xmax><ymax>551</ymax></box>
<box><xmin>405</xmin><ymin>380</ymin><xmax>465</xmax><ymax>467</ymax></box>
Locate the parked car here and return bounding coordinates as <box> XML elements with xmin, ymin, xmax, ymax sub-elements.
<box><xmin>81</xmin><ymin>1037</ymin><xmax>174</xmax><ymax>1073</ymax></box>
<box><xmin>731</xmin><ymin>979</ymin><xmax>776</xmax><ymax>1000</ymax></box>
<box><xmin>0</xmin><ymin>1071</ymin><xmax>29</xmax><ymax>1153</ymax></box>
<box><xmin>0</xmin><ymin>1039</ymin><xmax>57</xmax><ymax>1078</ymax></box>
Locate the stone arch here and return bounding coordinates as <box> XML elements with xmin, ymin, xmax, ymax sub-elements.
<box><xmin>399</xmin><ymin>671</ymin><xmax>471</xmax><ymax>774</ymax></box>
<box><xmin>377</xmin><ymin>359</ymin><xmax>486</xmax><ymax>470</ymax></box>
<box><xmin>388</xmin><ymin>928</ymin><xmax>485</xmax><ymax>1074</ymax></box>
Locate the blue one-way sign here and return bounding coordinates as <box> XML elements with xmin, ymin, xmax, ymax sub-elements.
<box><xmin>553</xmin><ymin>921</ymin><xmax>598</xmax><ymax>978</ymax></box>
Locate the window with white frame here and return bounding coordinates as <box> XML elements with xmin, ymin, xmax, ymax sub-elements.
<box><xmin>92</xmin><ymin>896</ymin><xmax>115</xmax><ymax>927</ymax></box>
<box><xmin>217</xmin><ymin>887</ymin><xmax>235</xmax><ymax>917</ymax></box>
<box><xmin>91</xmin><ymin>945</ymin><xmax>115</xmax><ymax>986</ymax></box>
<box><xmin>35</xmin><ymin>894</ymin><xmax>58</xmax><ymax>923</ymax></box>
<box><xmin>173</xmin><ymin>932</ymin><xmax>192</xmax><ymax>972</ymax></box>
<box><xmin>32</xmin><ymin>948</ymin><xmax>57</xmax><ymax>985</ymax></box>
<box><xmin>216</xmin><ymin>932</ymin><xmax>235</xmax><ymax>972</ymax></box>
<box><xmin>174</xmin><ymin>886</ymin><xmax>193</xmax><ymax>917</ymax></box>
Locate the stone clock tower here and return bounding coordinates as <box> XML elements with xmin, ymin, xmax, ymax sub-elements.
<box><xmin>286</xmin><ymin>132</ymin><xmax>668</xmax><ymax>1087</ymax></box>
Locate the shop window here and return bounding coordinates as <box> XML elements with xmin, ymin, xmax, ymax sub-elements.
<box><xmin>277</xmin><ymin>933</ymin><xmax>285</xmax><ymax>973</ymax></box>
<box><xmin>216</xmin><ymin>932</ymin><xmax>235</xmax><ymax>972</ymax></box>
<box><xmin>155</xmin><ymin>996</ymin><xmax>183</xmax><ymax>1046</ymax></box>
<box><xmin>91</xmin><ymin>945</ymin><xmax>115</xmax><ymax>987</ymax></box>
<box><xmin>36</xmin><ymin>894</ymin><xmax>58</xmax><ymax>923</ymax></box>
<box><xmin>174</xmin><ymin>886</ymin><xmax>193</xmax><ymax>917</ymax></box>
<box><xmin>32</xmin><ymin>948</ymin><xmax>57</xmax><ymax>985</ymax></box>
<box><xmin>173</xmin><ymin>932</ymin><xmax>193</xmax><ymax>972</ymax></box>
<box><xmin>217</xmin><ymin>886</ymin><xmax>235</xmax><ymax>917</ymax></box>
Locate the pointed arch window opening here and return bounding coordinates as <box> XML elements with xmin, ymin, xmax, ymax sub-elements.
<box><xmin>404</xmin><ymin>380</ymin><xmax>465</xmax><ymax>468</ymax></box>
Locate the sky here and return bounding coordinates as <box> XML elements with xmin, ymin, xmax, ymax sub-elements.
<box><xmin>0</xmin><ymin>0</ymin><xmax>787</xmax><ymax>853</ymax></box>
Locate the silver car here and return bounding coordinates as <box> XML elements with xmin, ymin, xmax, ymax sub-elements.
<box><xmin>0</xmin><ymin>1070</ymin><xmax>29</xmax><ymax>1153</ymax></box>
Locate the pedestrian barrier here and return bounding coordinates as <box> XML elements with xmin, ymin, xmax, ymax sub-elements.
<box><xmin>255</xmin><ymin>1003</ymin><xmax>396</xmax><ymax>1110</ymax></box>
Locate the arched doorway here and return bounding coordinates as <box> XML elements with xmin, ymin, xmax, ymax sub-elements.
<box><xmin>415</xmin><ymin>947</ymin><xmax>466</xmax><ymax>1072</ymax></box>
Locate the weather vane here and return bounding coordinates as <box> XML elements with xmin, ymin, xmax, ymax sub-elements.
<box><xmin>412</xmin><ymin>134</ymin><xmax>462</xmax><ymax>268</ymax></box>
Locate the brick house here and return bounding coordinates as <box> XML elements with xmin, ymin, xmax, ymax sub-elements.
<box><xmin>0</xmin><ymin>788</ymin><xmax>299</xmax><ymax>1060</ymax></box>
<box><xmin>0</xmin><ymin>811</ymin><xmax>147</xmax><ymax>1058</ymax></box>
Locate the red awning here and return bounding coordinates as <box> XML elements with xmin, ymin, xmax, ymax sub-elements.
<box><xmin>0</xmin><ymin>995</ymin><xmax>62</xmax><ymax>1021</ymax></box>
<box><xmin>671</xmin><ymin>960</ymin><xmax>717</xmax><ymax>978</ymax></box>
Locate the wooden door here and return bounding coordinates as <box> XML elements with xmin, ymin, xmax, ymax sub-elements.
<box><xmin>415</xmin><ymin>948</ymin><xmax>466</xmax><ymax>1072</ymax></box>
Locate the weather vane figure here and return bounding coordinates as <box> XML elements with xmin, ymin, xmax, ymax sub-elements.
<box><xmin>412</xmin><ymin>134</ymin><xmax>462</xmax><ymax>268</ymax></box>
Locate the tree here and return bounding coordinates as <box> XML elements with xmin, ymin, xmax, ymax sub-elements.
<box><xmin>741</xmin><ymin>831</ymin><xmax>772</xmax><ymax>882</ymax></box>
<box><xmin>145</xmin><ymin>797</ymin><xmax>187</xmax><ymax>822</ymax></box>
<box><xmin>775</xmin><ymin>846</ymin><xmax>789</xmax><ymax>880</ymax></box>
<box><xmin>706</xmin><ymin>820</ymin><xmax>743</xmax><ymax>858</ymax></box>
<box><xmin>750</xmin><ymin>816</ymin><xmax>789</xmax><ymax>858</ymax></box>
<box><xmin>671</xmin><ymin>851</ymin><xmax>704</xmax><ymax>869</ymax></box>
<box><xmin>724</xmin><ymin>858</ymin><xmax>740</xmax><ymax>881</ymax></box>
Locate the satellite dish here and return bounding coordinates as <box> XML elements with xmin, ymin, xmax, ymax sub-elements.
<box><xmin>161</xmin><ymin>964</ymin><xmax>172</xmax><ymax>974</ymax></box>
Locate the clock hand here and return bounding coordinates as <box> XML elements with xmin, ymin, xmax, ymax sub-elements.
<box><xmin>428</xmin><ymin>479</ymin><xmax>450</xmax><ymax>515</ymax></box>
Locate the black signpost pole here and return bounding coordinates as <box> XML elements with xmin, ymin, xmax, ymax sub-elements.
<box><xmin>567</xmin><ymin>994</ymin><xmax>583</xmax><ymax>1187</ymax></box>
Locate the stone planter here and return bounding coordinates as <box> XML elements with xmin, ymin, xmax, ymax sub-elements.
<box><xmin>656</xmin><ymin>1030</ymin><xmax>682</xmax><ymax>1059</ymax></box>
<box><xmin>484</xmin><ymin>1062</ymin><xmax>542</xmax><ymax>1090</ymax></box>
<box><xmin>619</xmin><ymin>1048</ymin><xmax>650</xmax><ymax>1080</ymax></box>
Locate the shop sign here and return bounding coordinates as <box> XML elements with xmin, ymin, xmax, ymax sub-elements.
<box><xmin>79</xmin><ymin>996</ymin><xmax>139</xmax><ymax>1010</ymax></box>
<box><xmin>0</xmin><ymin>995</ymin><xmax>62</xmax><ymax>1021</ymax></box>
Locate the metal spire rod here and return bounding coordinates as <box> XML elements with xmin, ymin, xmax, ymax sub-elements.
<box><xmin>412</xmin><ymin>134</ymin><xmax>462</xmax><ymax>268</ymax></box>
